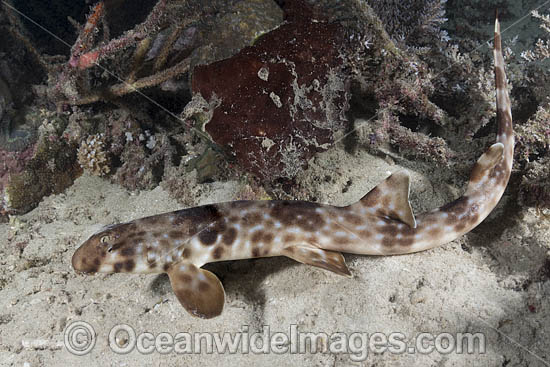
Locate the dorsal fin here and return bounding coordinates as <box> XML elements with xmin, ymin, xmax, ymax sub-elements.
<box><xmin>354</xmin><ymin>170</ymin><xmax>416</xmax><ymax>228</ymax></box>
<box><xmin>466</xmin><ymin>142</ymin><xmax>504</xmax><ymax>195</ymax></box>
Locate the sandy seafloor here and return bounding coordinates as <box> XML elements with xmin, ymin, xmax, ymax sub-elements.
<box><xmin>0</xmin><ymin>139</ymin><xmax>549</xmax><ymax>366</ymax></box>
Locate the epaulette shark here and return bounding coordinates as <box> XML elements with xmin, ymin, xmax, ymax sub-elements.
<box><xmin>72</xmin><ymin>18</ymin><xmax>513</xmax><ymax>318</ymax></box>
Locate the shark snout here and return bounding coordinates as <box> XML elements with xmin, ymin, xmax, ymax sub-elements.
<box><xmin>72</xmin><ymin>243</ymin><xmax>102</xmax><ymax>273</ymax></box>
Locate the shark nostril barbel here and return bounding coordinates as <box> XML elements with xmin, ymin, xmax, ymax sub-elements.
<box><xmin>72</xmin><ymin>17</ymin><xmax>513</xmax><ymax>319</ymax></box>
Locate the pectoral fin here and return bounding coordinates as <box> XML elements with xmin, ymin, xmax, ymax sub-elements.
<box><xmin>167</xmin><ymin>263</ymin><xmax>225</xmax><ymax>319</ymax></box>
<box><xmin>282</xmin><ymin>244</ymin><xmax>352</xmax><ymax>277</ymax></box>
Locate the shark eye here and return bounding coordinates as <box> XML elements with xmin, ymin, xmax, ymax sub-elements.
<box><xmin>100</xmin><ymin>235</ymin><xmax>114</xmax><ymax>245</ymax></box>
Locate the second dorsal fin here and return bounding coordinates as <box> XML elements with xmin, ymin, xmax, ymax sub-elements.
<box><xmin>466</xmin><ymin>142</ymin><xmax>504</xmax><ymax>195</ymax></box>
<box><xmin>353</xmin><ymin>170</ymin><xmax>416</xmax><ymax>228</ymax></box>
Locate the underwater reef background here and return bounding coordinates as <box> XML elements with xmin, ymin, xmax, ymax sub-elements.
<box><xmin>0</xmin><ymin>0</ymin><xmax>549</xmax><ymax>214</ymax></box>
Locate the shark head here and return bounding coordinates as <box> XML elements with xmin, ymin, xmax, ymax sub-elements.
<box><xmin>72</xmin><ymin>221</ymin><xmax>226</xmax><ymax>319</ymax></box>
<box><xmin>72</xmin><ymin>223</ymin><xmax>140</xmax><ymax>274</ymax></box>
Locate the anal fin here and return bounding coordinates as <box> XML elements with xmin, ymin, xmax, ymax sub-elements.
<box><xmin>167</xmin><ymin>263</ymin><xmax>225</xmax><ymax>319</ymax></box>
<box><xmin>282</xmin><ymin>244</ymin><xmax>352</xmax><ymax>277</ymax></box>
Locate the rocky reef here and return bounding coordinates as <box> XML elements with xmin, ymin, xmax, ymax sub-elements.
<box><xmin>192</xmin><ymin>1</ymin><xmax>350</xmax><ymax>180</ymax></box>
<box><xmin>0</xmin><ymin>0</ymin><xmax>549</xmax><ymax>215</ymax></box>
<box><xmin>3</xmin><ymin>109</ymin><xmax>80</xmax><ymax>214</ymax></box>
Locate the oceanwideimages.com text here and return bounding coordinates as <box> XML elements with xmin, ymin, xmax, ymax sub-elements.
<box><xmin>65</xmin><ymin>321</ymin><xmax>486</xmax><ymax>361</ymax></box>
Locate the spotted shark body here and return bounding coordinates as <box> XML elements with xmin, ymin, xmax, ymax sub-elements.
<box><xmin>72</xmin><ymin>18</ymin><xmax>514</xmax><ymax>318</ymax></box>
